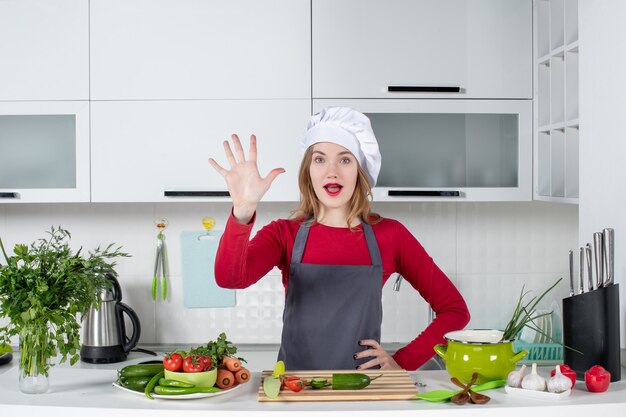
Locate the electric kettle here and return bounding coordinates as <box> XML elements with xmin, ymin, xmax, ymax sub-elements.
<box><xmin>80</xmin><ymin>273</ymin><xmax>141</xmax><ymax>363</ymax></box>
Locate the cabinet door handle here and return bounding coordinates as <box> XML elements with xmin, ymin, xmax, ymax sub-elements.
<box><xmin>164</xmin><ymin>191</ymin><xmax>230</xmax><ymax>197</ymax></box>
<box><xmin>387</xmin><ymin>86</ymin><xmax>461</xmax><ymax>93</ymax></box>
<box><xmin>0</xmin><ymin>192</ymin><xmax>19</xmax><ymax>199</ymax></box>
<box><xmin>388</xmin><ymin>190</ymin><xmax>460</xmax><ymax>197</ymax></box>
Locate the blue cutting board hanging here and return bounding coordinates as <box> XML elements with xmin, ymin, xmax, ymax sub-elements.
<box><xmin>180</xmin><ymin>230</ymin><xmax>236</xmax><ymax>308</ymax></box>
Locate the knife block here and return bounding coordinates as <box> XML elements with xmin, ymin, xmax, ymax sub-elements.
<box><xmin>562</xmin><ymin>283</ymin><xmax>621</xmax><ymax>382</ymax></box>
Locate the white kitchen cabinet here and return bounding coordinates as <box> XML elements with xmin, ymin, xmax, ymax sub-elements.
<box><xmin>91</xmin><ymin>100</ymin><xmax>310</xmax><ymax>202</ymax></box>
<box><xmin>0</xmin><ymin>0</ymin><xmax>89</xmax><ymax>101</ymax></box>
<box><xmin>90</xmin><ymin>0</ymin><xmax>310</xmax><ymax>100</ymax></box>
<box><xmin>312</xmin><ymin>0</ymin><xmax>532</xmax><ymax>99</ymax></box>
<box><xmin>534</xmin><ymin>0</ymin><xmax>579</xmax><ymax>203</ymax></box>
<box><xmin>314</xmin><ymin>99</ymin><xmax>532</xmax><ymax>202</ymax></box>
<box><xmin>0</xmin><ymin>101</ymin><xmax>90</xmax><ymax>203</ymax></box>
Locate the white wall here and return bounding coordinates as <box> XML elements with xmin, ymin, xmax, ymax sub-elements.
<box><xmin>0</xmin><ymin>201</ymin><xmax>577</xmax><ymax>346</ymax></box>
<box><xmin>579</xmin><ymin>1</ymin><xmax>626</xmax><ymax>349</ymax></box>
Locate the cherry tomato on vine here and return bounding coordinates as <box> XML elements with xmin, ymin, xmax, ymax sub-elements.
<box><xmin>163</xmin><ymin>352</ymin><xmax>183</xmax><ymax>372</ymax></box>
<box><xmin>182</xmin><ymin>355</ymin><xmax>205</xmax><ymax>373</ymax></box>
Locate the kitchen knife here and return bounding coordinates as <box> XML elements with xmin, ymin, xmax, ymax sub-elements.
<box><xmin>593</xmin><ymin>232</ymin><xmax>605</xmax><ymax>290</ymax></box>
<box><xmin>603</xmin><ymin>228</ymin><xmax>614</xmax><ymax>286</ymax></box>
<box><xmin>568</xmin><ymin>250</ymin><xmax>574</xmax><ymax>296</ymax></box>
<box><xmin>586</xmin><ymin>243</ymin><xmax>594</xmax><ymax>292</ymax></box>
<box><xmin>579</xmin><ymin>247</ymin><xmax>585</xmax><ymax>294</ymax></box>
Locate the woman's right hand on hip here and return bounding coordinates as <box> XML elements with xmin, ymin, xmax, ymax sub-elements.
<box><xmin>209</xmin><ymin>134</ymin><xmax>285</xmax><ymax>224</ymax></box>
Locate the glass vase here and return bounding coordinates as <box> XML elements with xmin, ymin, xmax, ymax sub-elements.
<box><xmin>18</xmin><ymin>325</ymin><xmax>50</xmax><ymax>394</ymax></box>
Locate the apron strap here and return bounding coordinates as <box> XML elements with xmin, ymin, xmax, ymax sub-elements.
<box><xmin>291</xmin><ymin>217</ymin><xmax>382</xmax><ymax>267</ymax></box>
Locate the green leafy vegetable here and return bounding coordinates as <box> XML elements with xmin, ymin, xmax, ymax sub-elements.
<box><xmin>502</xmin><ymin>277</ymin><xmax>561</xmax><ymax>342</ymax></box>
<box><xmin>190</xmin><ymin>332</ymin><xmax>243</xmax><ymax>367</ymax></box>
<box><xmin>0</xmin><ymin>226</ymin><xmax>129</xmax><ymax>377</ymax></box>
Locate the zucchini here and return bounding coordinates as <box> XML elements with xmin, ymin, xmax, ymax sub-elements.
<box><xmin>118</xmin><ymin>363</ymin><xmax>164</xmax><ymax>378</ymax></box>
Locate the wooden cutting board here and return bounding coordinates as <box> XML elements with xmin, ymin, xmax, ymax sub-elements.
<box><xmin>257</xmin><ymin>370</ymin><xmax>418</xmax><ymax>402</ymax></box>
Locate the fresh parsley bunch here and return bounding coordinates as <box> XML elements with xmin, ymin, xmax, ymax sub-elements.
<box><xmin>0</xmin><ymin>226</ymin><xmax>129</xmax><ymax>376</ymax></box>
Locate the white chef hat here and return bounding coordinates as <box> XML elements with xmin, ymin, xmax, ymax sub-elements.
<box><xmin>301</xmin><ymin>107</ymin><xmax>381</xmax><ymax>186</ymax></box>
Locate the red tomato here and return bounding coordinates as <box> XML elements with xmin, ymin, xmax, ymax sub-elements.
<box><xmin>183</xmin><ymin>355</ymin><xmax>206</xmax><ymax>373</ymax></box>
<box><xmin>163</xmin><ymin>352</ymin><xmax>183</xmax><ymax>372</ymax></box>
<box><xmin>550</xmin><ymin>364</ymin><xmax>577</xmax><ymax>388</ymax></box>
<box><xmin>283</xmin><ymin>377</ymin><xmax>304</xmax><ymax>392</ymax></box>
<box><xmin>198</xmin><ymin>355</ymin><xmax>212</xmax><ymax>370</ymax></box>
<box><xmin>585</xmin><ymin>365</ymin><xmax>611</xmax><ymax>392</ymax></box>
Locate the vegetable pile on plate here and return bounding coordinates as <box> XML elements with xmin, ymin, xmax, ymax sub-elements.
<box><xmin>116</xmin><ymin>332</ymin><xmax>251</xmax><ymax>399</ymax></box>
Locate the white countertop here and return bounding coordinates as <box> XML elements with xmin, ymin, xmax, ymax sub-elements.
<box><xmin>1</xmin><ymin>351</ymin><xmax>625</xmax><ymax>417</ymax></box>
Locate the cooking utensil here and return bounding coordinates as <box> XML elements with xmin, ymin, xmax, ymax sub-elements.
<box><xmin>593</xmin><ymin>232</ymin><xmax>604</xmax><ymax>290</ymax></box>
<box><xmin>603</xmin><ymin>228</ymin><xmax>614</xmax><ymax>286</ymax></box>
<box><xmin>585</xmin><ymin>244</ymin><xmax>593</xmax><ymax>292</ymax></box>
<box><xmin>415</xmin><ymin>379</ymin><xmax>505</xmax><ymax>402</ymax></box>
<box><xmin>152</xmin><ymin>219</ymin><xmax>169</xmax><ymax>301</ymax></box>
<box><xmin>450</xmin><ymin>374</ymin><xmax>478</xmax><ymax>405</ymax></box>
<box><xmin>568</xmin><ymin>250</ymin><xmax>574</xmax><ymax>296</ymax></box>
<box><xmin>451</xmin><ymin>376</ymin><xmax>491</xmax><ymax>404</ymax></box>
<box><xmin>578</xmin><ymin>247</ymin><xmax>585</xmax><ymax>294</ymax></box>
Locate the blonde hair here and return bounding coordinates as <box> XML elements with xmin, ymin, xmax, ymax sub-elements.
<box><xmin>290</xmin><ymin>147</ymin><xmax>381</xmax><ymax>228</ymax></box>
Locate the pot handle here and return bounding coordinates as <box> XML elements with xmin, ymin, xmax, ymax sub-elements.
<box><xmin>510</xmin><ymin>349</ymin><xmax>528</xmax><ymax>364</ymax></box>
<box><xmin>433</xmin><ymin>344</ymin><xmax>447</xmax><ymax>360</ymax></box>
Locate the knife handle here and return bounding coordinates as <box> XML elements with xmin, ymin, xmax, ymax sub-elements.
<box><xmin>603</xmin><ymin>228</ymin><xmax>614</xmax><ymax>286</ymax></box>
<box><xmin>568</xmin><ymin>250</ymin><xmax>574</xmax><ymax>296</ymax></box>
<box><xmin>578</xmin><ymin>248</ymin><xmax>585</xmax><ymax>294</ymax></box>
<box><xmin>585</xmin><ymin>244</ymin><xmax>594</xmax><ymax>292</ymax></box>
<box><xmin>593</xmin><ymin>232</ymin><xmax>605</xmax><ymax>290</ymax></box>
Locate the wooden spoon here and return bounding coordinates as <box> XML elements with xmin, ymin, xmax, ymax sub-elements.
<box><xmin>449</xmin><ymin>373</ymin><xmax>478</xmax><ymax>405</ymax></box>
<box><xmin>468</xmin><ymin>389</ymin><xmax>491</xmax><ymax>404</ymax></box>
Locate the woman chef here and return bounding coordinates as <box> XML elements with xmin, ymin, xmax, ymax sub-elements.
<box><xmin>209</xmin><ymin>107</ymin><xmax>470</xmax><ymax>371</ymax></box>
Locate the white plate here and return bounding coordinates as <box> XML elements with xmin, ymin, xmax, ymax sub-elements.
<box><xmin>112</xmin><ymin>382</ymin><xmax>242</xmax><ymax>400</ymax></box>
<box><xmin>505</xmin><ymin>385</ymin><xmax>571</xmax><ymax>400</ymax></box>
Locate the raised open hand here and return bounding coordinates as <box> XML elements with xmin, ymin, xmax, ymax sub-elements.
<box><xmin>209</xmin><ymin>134</ymin><xmax>284</xmax><ymax>223</ymax></box>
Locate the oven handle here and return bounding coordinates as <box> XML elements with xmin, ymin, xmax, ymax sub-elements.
<box><xmin>387</xmin><ymin>86</ymin><xmax>461</xmax><ymax>93</ymax></box>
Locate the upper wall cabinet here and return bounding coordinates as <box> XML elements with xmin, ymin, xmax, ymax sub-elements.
<box><xmin>0</xmin><ymin>0</ymin><xmax>89</xmax><ymax>101</ymax></box>
<box><xmin>0</xmin><ymin>101</ymin><xmax>91</xmax><ymax>203</ymax></box>
<box><xmin>312</xmin><ymin>0</ymin><xmax>532</xmax><ymax>99</ymax></box>
<box><xmin>91</xmin><ymin>100</ymin><xmax>310</xmax><ymax>203</ymax></box>
<box><xmin>90</xmin><ymin>0</ymin><xmax>311</xmax><ymax>100</ymax></box>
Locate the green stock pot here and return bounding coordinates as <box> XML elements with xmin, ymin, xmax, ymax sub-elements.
<box><xmin>434</xmin><ymin>329</ymin><xmax>528</xmax><ymax>384</ymax></box>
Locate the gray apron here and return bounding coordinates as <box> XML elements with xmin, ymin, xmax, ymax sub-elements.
<box><xmin>278</xmin><ymin>219</ymin><xmax>383</xmax><ymax>370</ymax></box>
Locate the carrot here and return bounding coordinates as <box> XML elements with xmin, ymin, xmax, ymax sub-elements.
<box><xmin>234</xmin><ymin>367</ymin><xmax>250</xmax><ymax>384</ymax></box>
<box><xmin>216</xmin><ymin>368</ymin><xmax>235</xmax><ymax>389</ymax></box>
<box><xmin>221</xmin><ymin>355</ymin><xmax>241</xmax><ymax>372</ymax></box>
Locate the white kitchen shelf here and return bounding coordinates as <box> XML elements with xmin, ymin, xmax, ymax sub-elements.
<box><xmin>533</xmin><ymin>0</ymin><xmax>579</xmax><ymax>204</ymax></box>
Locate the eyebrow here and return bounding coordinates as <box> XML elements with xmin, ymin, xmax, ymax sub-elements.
<box><xmin>312</xmin><ymin>150</ymin><xmax>353</xmax><ymax>156</ymax></box>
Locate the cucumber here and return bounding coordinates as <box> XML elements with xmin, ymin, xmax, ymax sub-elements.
<box><xmin>154</xmin><ymin>385</ymin><xmax>222</xmax><ymax>395</ymax></box>
<box><xmin>332</xmin><ymin>373</ymin><xmax>381</xmax><ymax>390</ymax></box>
<box><xmin>118</xmin><ymin>363</ymin><xmax>164</xmax><ymax>378</ymax></box>
<box><xmin>118</xmin><ymin>375</ymin><xmax>152</xmax><ymax>392</ymax></box>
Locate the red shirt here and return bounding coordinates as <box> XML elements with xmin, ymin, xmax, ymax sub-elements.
<box><xmin>215</xmin><ymin>213</ymin><xmax>470</xmax><ymax>370</ymax></box>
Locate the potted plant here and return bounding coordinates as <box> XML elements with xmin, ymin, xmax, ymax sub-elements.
<box><xmin>0</xmin><ymin>226</ymin><xmax>129</xmax><ymax>393</ymax></box>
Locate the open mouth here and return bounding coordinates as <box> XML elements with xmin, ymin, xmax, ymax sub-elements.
<box><xmin>323</xmin><ymin>183</ymin><xmax>343</xmax><ymax>196</ymax></box>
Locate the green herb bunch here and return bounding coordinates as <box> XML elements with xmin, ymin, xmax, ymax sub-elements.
<box><xmin>0</xmin><ymin>226</ymin><xmax>129</xmax><ymax>376</ymax></box>
<box><xmin>190</xmin><ymin>332</ymin><xmax>245</xmax><ymax>367</ymax></box>
<box><xmin>501</xmin><ymin>277</ymin><xmax>562</xmax><ymax>342</ymax></box>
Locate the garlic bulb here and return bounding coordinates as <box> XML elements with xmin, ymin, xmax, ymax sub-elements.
<box><xmin>507</xmin><ymin>364</ymin><xmax>527</xmax><ymax>388</ymax></box>
<box><xmin>547</xmin><ymin>365</ymin><xmax>573</xmax><ymax>393</ymax></box>
<box><xmin>521</xmin><ymin>363</ymin><xmax>547</xmax><ymax>391</ymax></box>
